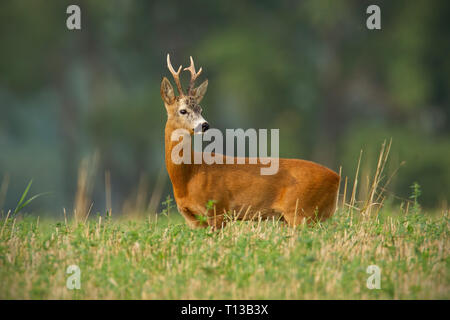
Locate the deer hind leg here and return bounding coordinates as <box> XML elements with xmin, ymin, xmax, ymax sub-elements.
<box><xmin>281</xmin><ymin>205</ymin><xmax>307</xmax><ymax>227</ymax></box>
<box><xmin>316</xmin><ymin>192</ymin><xmax>338</xmax><ymax>221</ymax></box>
<box><xmin>281</xmin><ymin>181</ymin><xmax>339</xmax><ymax>227</ymax></box>
<box><xmin>274</xmin><ymin>194</ymin><xmax>306</xmax><ymax>227</ymax></box>
<box><xmin>282</xmin><ymin>195</ymin><xmax>337</xmax><ymax>227</ymax></box>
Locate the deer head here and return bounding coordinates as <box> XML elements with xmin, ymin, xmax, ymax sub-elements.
<box><xmin>161</xmin><ymin>54</ymin><xmax>209</xmax><ymax>134</ymax></box>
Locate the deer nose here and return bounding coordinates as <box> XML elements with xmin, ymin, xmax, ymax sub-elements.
<box><xmin>201</xmin><ymin>122</ymin><xmax>210</xmax><ymax>132</ymax></box>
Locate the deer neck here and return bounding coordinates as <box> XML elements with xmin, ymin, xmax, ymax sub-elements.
<box><xmin>165</xmin><ymin>122</ymin><xmax>195</xmax><ymax>197</ymax></box>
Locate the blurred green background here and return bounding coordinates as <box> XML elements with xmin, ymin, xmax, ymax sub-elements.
<box><xmin>0</xmin><ymin>0</ymin><xmax>449</xmax><ymax>216</ymax></box>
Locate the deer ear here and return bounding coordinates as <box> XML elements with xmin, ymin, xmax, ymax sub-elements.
<box><xmin>161</xmin><ymin>77</ymin><xmax>175</xmax><ymax>105</ymax></box>
<box><xmin>192</xmin><ymin>79</ymin><xmax>208</xmax><ymax>103</ymax></box>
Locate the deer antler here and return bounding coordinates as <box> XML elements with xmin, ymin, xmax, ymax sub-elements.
<box><xmin>167</xmin><ymin>54</ymin><xmax>185</xmax><ymax>96</ymax></box>
<box><xmin>184</xmin><ymin>56</ymin><xmax>203</xmax><ymax>95</ymax></box>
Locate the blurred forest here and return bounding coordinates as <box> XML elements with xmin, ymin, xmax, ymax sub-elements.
<box><xmin>0</xmin><ymin>0</ymin><xmax>449</xmax><ymax>216</ymax></box>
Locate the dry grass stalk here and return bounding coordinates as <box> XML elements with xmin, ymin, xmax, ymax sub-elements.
<box><xmin>349</xmin><ymin>149</ymin><xmax>363</xmax><ymax>213</ymax></box>
<box><xmin>147</xmin><ymin>166</ymin><xmax>167</xmax><ymax>214</ymax></box>
<box><xmin>74</xmin><ymin>152</ymin><xmax>99</xmax><ymax>222</ymax></box>
<box><xmin>105</xmin><ymin>170</ymin><xmax>112</xmax><ymax>216</ymax></box>
<box><xmin>361</xmin><ymin>139</ymin><xmax>392</xmax><ymax>216</ymax></box>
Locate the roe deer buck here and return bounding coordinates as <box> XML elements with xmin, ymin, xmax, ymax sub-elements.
<box><xmin>161</xmin><ymin>54</ymin><xmax>340</xmax><ymax>229</ymax></box>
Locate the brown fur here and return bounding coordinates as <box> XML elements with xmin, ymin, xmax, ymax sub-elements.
<box><xmin>160</xmin><ymin>57</ymin><xmax>340</xmax><ymax>229</ymax></box>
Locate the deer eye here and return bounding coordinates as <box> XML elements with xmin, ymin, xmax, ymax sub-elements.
<box><xmin>179</xmin><ymin>109</ymin><xmax>187</xmax><ymax>115</ymax></box>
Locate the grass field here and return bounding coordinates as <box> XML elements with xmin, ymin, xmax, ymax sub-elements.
<box><xmin>0</xmin><ymin>143</ymin><xmax>448</xmax><ymax>299</ymax></box>
<box><xmin>0</xmin><ymin>206</ymin><xmax>448</xmax><ymax>299</ymax></box>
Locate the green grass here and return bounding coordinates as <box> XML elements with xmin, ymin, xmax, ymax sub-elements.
<box><xmin>0</xmin><ymin>207</ymin><xmax>448</xmax><ymax>299</ymax></box>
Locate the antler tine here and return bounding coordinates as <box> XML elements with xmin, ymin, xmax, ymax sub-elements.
<box><xmin>167</xmin><ymin>54</ymin><xmax>185</xmax><ymax>96</ymax></box>
<box><xmin>184</xmin><ymin>56</ymin><xmax>203</xmax><ymax>95</ymax></box>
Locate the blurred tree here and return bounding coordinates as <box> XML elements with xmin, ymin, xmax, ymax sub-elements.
<box><xmin>0</xmin><ymin>0</ymin><xmax>448</xmax><ymax>213</ymax></box>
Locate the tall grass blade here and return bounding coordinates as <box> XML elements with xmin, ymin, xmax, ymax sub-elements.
<box><xmin>14</xmin><ymin>180</ymin><xmax>33</xmax><ymax>215</ymax></box>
